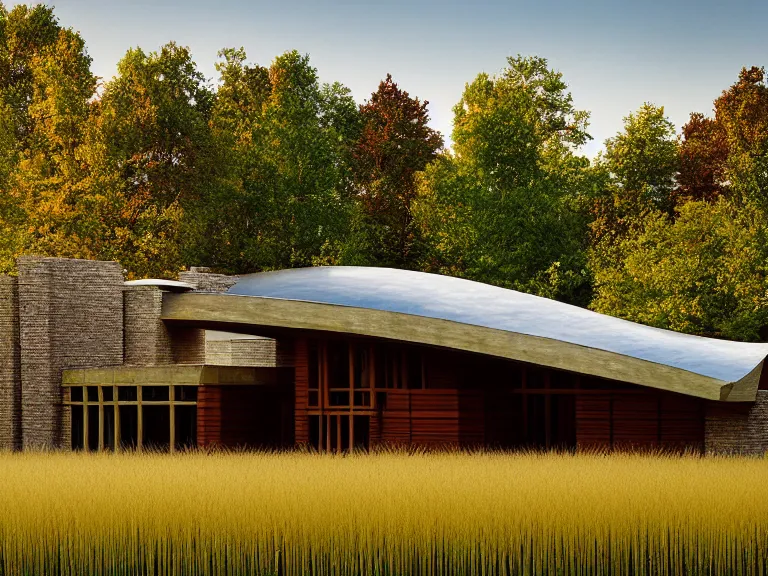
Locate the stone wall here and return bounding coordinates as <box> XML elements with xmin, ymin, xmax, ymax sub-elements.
<box><xmin>123</xmin><ymin>287</ymin><xmax>173</xmax><ymax>365</ymax></box>
<box><xmin>0</xmin><ymin>277</ymin><xmax>20</xmax><ymax>450</ymax></box>
<box><xmin>124</xmin><ymin>285</ymin><xmax>205</xmax><ymax>365</ymax></box>
<box><xmin>705</xmin><ymin>391</ymin><xmax>768</xmax><ymax>455</ymax></box>
<box><xmin>205</xmin><ymin>337</ymin><xmax>294</xmax><ymax>367</ymax></box>
<box><xmin>179</xmin><ymin>267</ymin><xmax>239</xmax><ymax>293</ymax></box>
<box><xmin>17</xmin><ymin>257</ymin><xmax>124</xmax><ymax>449</ymax></box>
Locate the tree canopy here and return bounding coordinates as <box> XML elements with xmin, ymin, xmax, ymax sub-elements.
<box><xmin>1</xmin><ymin>2</ymin><xmax>768</xmax><ymax>342</ymax></box>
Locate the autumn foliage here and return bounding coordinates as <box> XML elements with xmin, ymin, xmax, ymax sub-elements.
<box><xmin>2</xmin><ymin>3</ymin><xmax>768</xmax><ymax>341</ymax></box>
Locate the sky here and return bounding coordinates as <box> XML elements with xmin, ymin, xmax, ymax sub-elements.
<box><xmin>8</xmin><ymin>0</ymin><xmax>768</xmax><ymax>157</ymax></box>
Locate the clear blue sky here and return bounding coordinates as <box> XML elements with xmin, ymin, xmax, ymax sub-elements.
<box><xmin>10</xmin><ymin>0</ymin><xmax>768</xmax><ymax>156</ymax></box>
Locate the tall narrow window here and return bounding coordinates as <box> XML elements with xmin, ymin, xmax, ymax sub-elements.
<box><xmin>71</xmin><ymin>405</ymin><xmax>84</xmax><ymax>451</ymax></box>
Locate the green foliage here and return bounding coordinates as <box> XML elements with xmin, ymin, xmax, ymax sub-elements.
<box><xmin>0</xmin><ymin>2</ymin><xmax>97</xmax><ymax>272</ymax></box>
<box><xmin>590</xmin><ymin>199</ymin><xmax>768</xmax><ymax>341</ymax></box>
<box><xmin>197</xmin><ymin>49</ymin><xmax>359</xmax><ymax>273</ymax></box>
<box><xmin>415</xmin><ymin>55</ymin><xmax>593</xmax><ymax>305</ymax></box>
<box><xmin>82</xmin><ymin>42</ymin><xmax>216</xmax><ymax>277</ymax></box>
<box><xmin>3</xmin><ymin>1</ymin><xmax>768</xmax><ymax>345</ymax></box>
<box><xmin>600</xmin><ymin>103</ymin><xmax>679</xmax><ymax>217</ymax></box>
<box><xmin>591</xmin><ymin>75</ymin><xmax>768</xmax><ymax>342</ymax></box>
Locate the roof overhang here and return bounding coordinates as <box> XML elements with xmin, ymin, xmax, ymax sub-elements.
<box><xmin>160</xmin><ymin>292</ymin><xmax>763</xmax><ymax>402</ymax></box>
<box><xmin>62</xmin><ymin>364</ymin><xmax>292</xmax><ymax>386</ymax></box>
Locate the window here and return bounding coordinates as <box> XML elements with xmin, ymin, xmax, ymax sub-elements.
<box><xmin>65</xmin><ymin>384</ymin><xmax>199</xmax><ymax>453</ymax></box>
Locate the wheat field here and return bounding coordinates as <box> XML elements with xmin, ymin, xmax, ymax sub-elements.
<box><xmin>0</xmin><ymin>449</ymin><xmax>766</xmax><ymax>575</ymax></box>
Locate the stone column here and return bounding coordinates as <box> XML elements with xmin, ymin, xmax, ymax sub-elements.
<box><xmin>18</xmin><ymin>257</ymin><xmax>124</xmax><ymax>449</ymax></box>
<box><xmin>0</xmin><ymin>276</ymin><xmax>21</xmax><ymax>450</ymax></box>
<box><xmin>124</xmin><ymin>285</ymin><xmax>205</xmax><ymax>365</ymax></box>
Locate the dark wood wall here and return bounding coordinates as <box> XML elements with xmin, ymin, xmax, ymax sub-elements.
<box><xmin>370</xmin><ymin>390</ymin><xmax>484</xmax><ymax>446</ymax></box>
<box><xmin>294</xmin><ymin>338</ymin><xmax>310</xmax><ymax>445</ymax></box>
<box><xmin>576</xmin><ymin>390</ymin><xmax>704</xmax><ymax>451</ymax></box>
<box><xmin>197</xmin><ymin>383</ymin><xmax>294</xmax><ymax>449</ymax></box>
<box><xmin>292</xmin><ymin>335</ymin><xmax>706</xmax><ymax>452</ymax></box>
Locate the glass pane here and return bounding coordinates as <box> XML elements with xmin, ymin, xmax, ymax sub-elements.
<box><xmin>174</xmin><ymin>386</ymin><xmax>197</xmax><ymax>402</ymax></box>
<box><xmin>118</xmin><ymin>387</ymin><xmax>137</xmax><ymax>402</ymax></box>
<box><xmin>308</xmin><ymin>340</ymin><xmax>319</xmax><ymax>389</ymax></box>
<box><xmin>119</xmin><ymin>405</ymin><xmax>138</xmax><ymax>449</ymax></box>
<box><xmin>102</xmin><ymin>387</ymin><xmax>114</xmax><ymax>401</ymax></box>
<box><xmin>87</xmin><ymin>405</ymin><xmax>99</xmax><ymax>451</ymax></box>
<box><xmin>175</xmin><ymin>405</ymin><xmax>197</xmax><ymax>450</ymax></box>
<box><xmin>143</xmin><ymin>386</ymin><xmax>169</xmax><ymax>402</ymax></box>
<box><xmin>327</xmin><ymin>340</ymin><xmax>349</xmax><ymax>389</ymax></box>
<box><xmin>70</xmin><ymin>387</ymin><xmax>83</xmax><ymax>403</ymax></box>
<box><xmin>87</xmin><ymin>387</ymin><xmax>99</xmax><ymax>402</ymax></box>
<box><xmin>308</xmin><ymin>391</ymin><xmax>319</xmax><ymax>407</ymax></box>
<box><xmin>70</xmin><ymin>405</ymin><xmax>84</xmax><ymax>450</ymax></box>
<box><xmin>103</xmin><ymin>405</ymin><xmax>115</xmax><ymax>451</ymax></box>
<box><xmin>407</xmin><ymin>350</ymin><xmax>422</xmax><ymax>389</ymax></box>
<box><xmin>329</xmin><ymin>391</ymin><xmax>348</xmax><ymax>407</ymax></box>
<box><xmin>143</xmin><ymin>405</ymin><xmax>170</xmax><ymax>451</ymax></box>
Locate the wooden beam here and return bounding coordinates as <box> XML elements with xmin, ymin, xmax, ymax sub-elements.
<box><xmin>349</xmin><ymin>343</ymin><xmax>354</xmax><ymax>408</ymax></box>
<box><xmin>169</xmin><ymin>384</ymin><xmax>176</xmax><ymax>454</ymax></box>
<box><xmin>401</xmin><ymin>350</ymin><xmax>408</xmax><ymax>390</ymax></box>
<box><xmin>98</xmin><ymin>386</ymin><xmax>104</xmax><ymax>452</ymax></box>
<box><xmin>114</xmin><ymin>385</ymin><xmax>121</xmax><ymax>453</ymax></box>
<box><xmin>544</xmin><ymin>370</ymin><xmax>551</xmax><ymax>449</ymax></box>
<box><xmin>521</xmin><ymin>366</ymin><xmax>528</xmax><ymax>444</ymax></box>
<box><xmin>369</xmin><ymin>344</ymin><xmax>376</xmax><ymax>409</ymax></box>
<box><xmin>137</xmin><ymin>386</ymin><xmax>143</xmax><ymax>453</ymax></box>
<box><xmin>82</xmin><ymin>387</ymin><xmax>88</xmax><ymax>452</ymax></box>
<box><xmin>321</xmin><ymin>341</ymin><xmax>328</xmax><ymax>452</ymax></box>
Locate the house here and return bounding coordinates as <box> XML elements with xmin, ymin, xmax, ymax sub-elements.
<box><xmin>1</xmin><ymin>257</ymin><xmax>766</xmax><ymax>454</ymax></box>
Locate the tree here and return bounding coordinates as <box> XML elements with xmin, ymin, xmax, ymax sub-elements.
<box><xmin>198</xmin><ymin>49</ymin><xmax>360</xmax><ymax>273</ymax></box>
<box><xmin>415</xmin><ymin>55</ymin><xmax>594</xmax><ymax>305</ymax></box>
<box><xmin>715</xmin><ymin>66</ymin><xmax>768</xmax><ymax>209</ymax></box>
<box><xmin>346</xmin><ymin>74</ymin><xmax>443</xmax><ymax>267</ymax></box>
<box><xmin>677</xmin><ymin>67</ymin><xmax>768</xmax><ymax>208</ymax></box>
<box><xmin>677</xmin><ymin>112</ymin><xmax>728</xmax><ymax>203</ymax></box>
<box><xmin>587</xmin><ymin>105</ymin><xmax>679</xmax><ymax>310</ymax></box>
<box><xmin>0</xmin><ymin>2</ymin><xmax>97</xmax><ymax>272</ymax></box>
<box><xmin>600</xmin><ymin>103</ymin><xmax>679</xmax><ymax>219</ymax></box>
<box><xmin>590</xmin><ymin>199</ymin><xmax>768</xmax><ymax>341</ymax></box>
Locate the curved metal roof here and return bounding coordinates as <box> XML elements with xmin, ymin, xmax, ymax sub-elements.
<box><xmin>227</xmin><ymin>266</ymin><xmax>768</xmax><ymax>385</ymax></box>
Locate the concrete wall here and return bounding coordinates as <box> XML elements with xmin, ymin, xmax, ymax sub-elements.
<box><xmin>0</xmin><ymin>277</ymin><xmax>20</xmax><ymax>450</ymax></box>
<box><xmin>18</xmin><ymin>257</ymin><xmax>124</xmax><ymax>449</ymax></box>
<box><xmin>705</xmin><ymin>391</ymin><xmax>768</xmax><ymax>455</ymax></box>
<box><xmin>124</xmin><ymin>285</ymin><xmax>205</xmax><ymax>365</ymax></box>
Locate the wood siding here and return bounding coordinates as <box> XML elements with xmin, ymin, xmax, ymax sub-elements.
<box><xmin>197</xmin><ymin>384</ymin><xmax>293</xmax><ymax>448</ymax></box>
<box><xmin>294</xmin><ymin>338</ymin><xmax>310</xmax><ymax>444</ymax></box>
<box><xmin>576</xmin><ymin>390</ymin><xmax>704</xmax><ymax>451</ymax></box>
<box><xmin>372</xmin><ymin>390</ymin><xmax>484</xmax><ymax>446</ymax></box>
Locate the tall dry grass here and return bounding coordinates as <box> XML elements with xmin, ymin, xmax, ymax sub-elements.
<box><xmin>0</xmin><ymin>449</ymin><xmax>766</xmax><ymax>575</ymax></box>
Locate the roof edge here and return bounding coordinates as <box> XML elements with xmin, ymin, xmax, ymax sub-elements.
<box><xmin>161</xmin><ymin>293</ymin><xmax>741</xmax><ymax>402</ymax></box>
